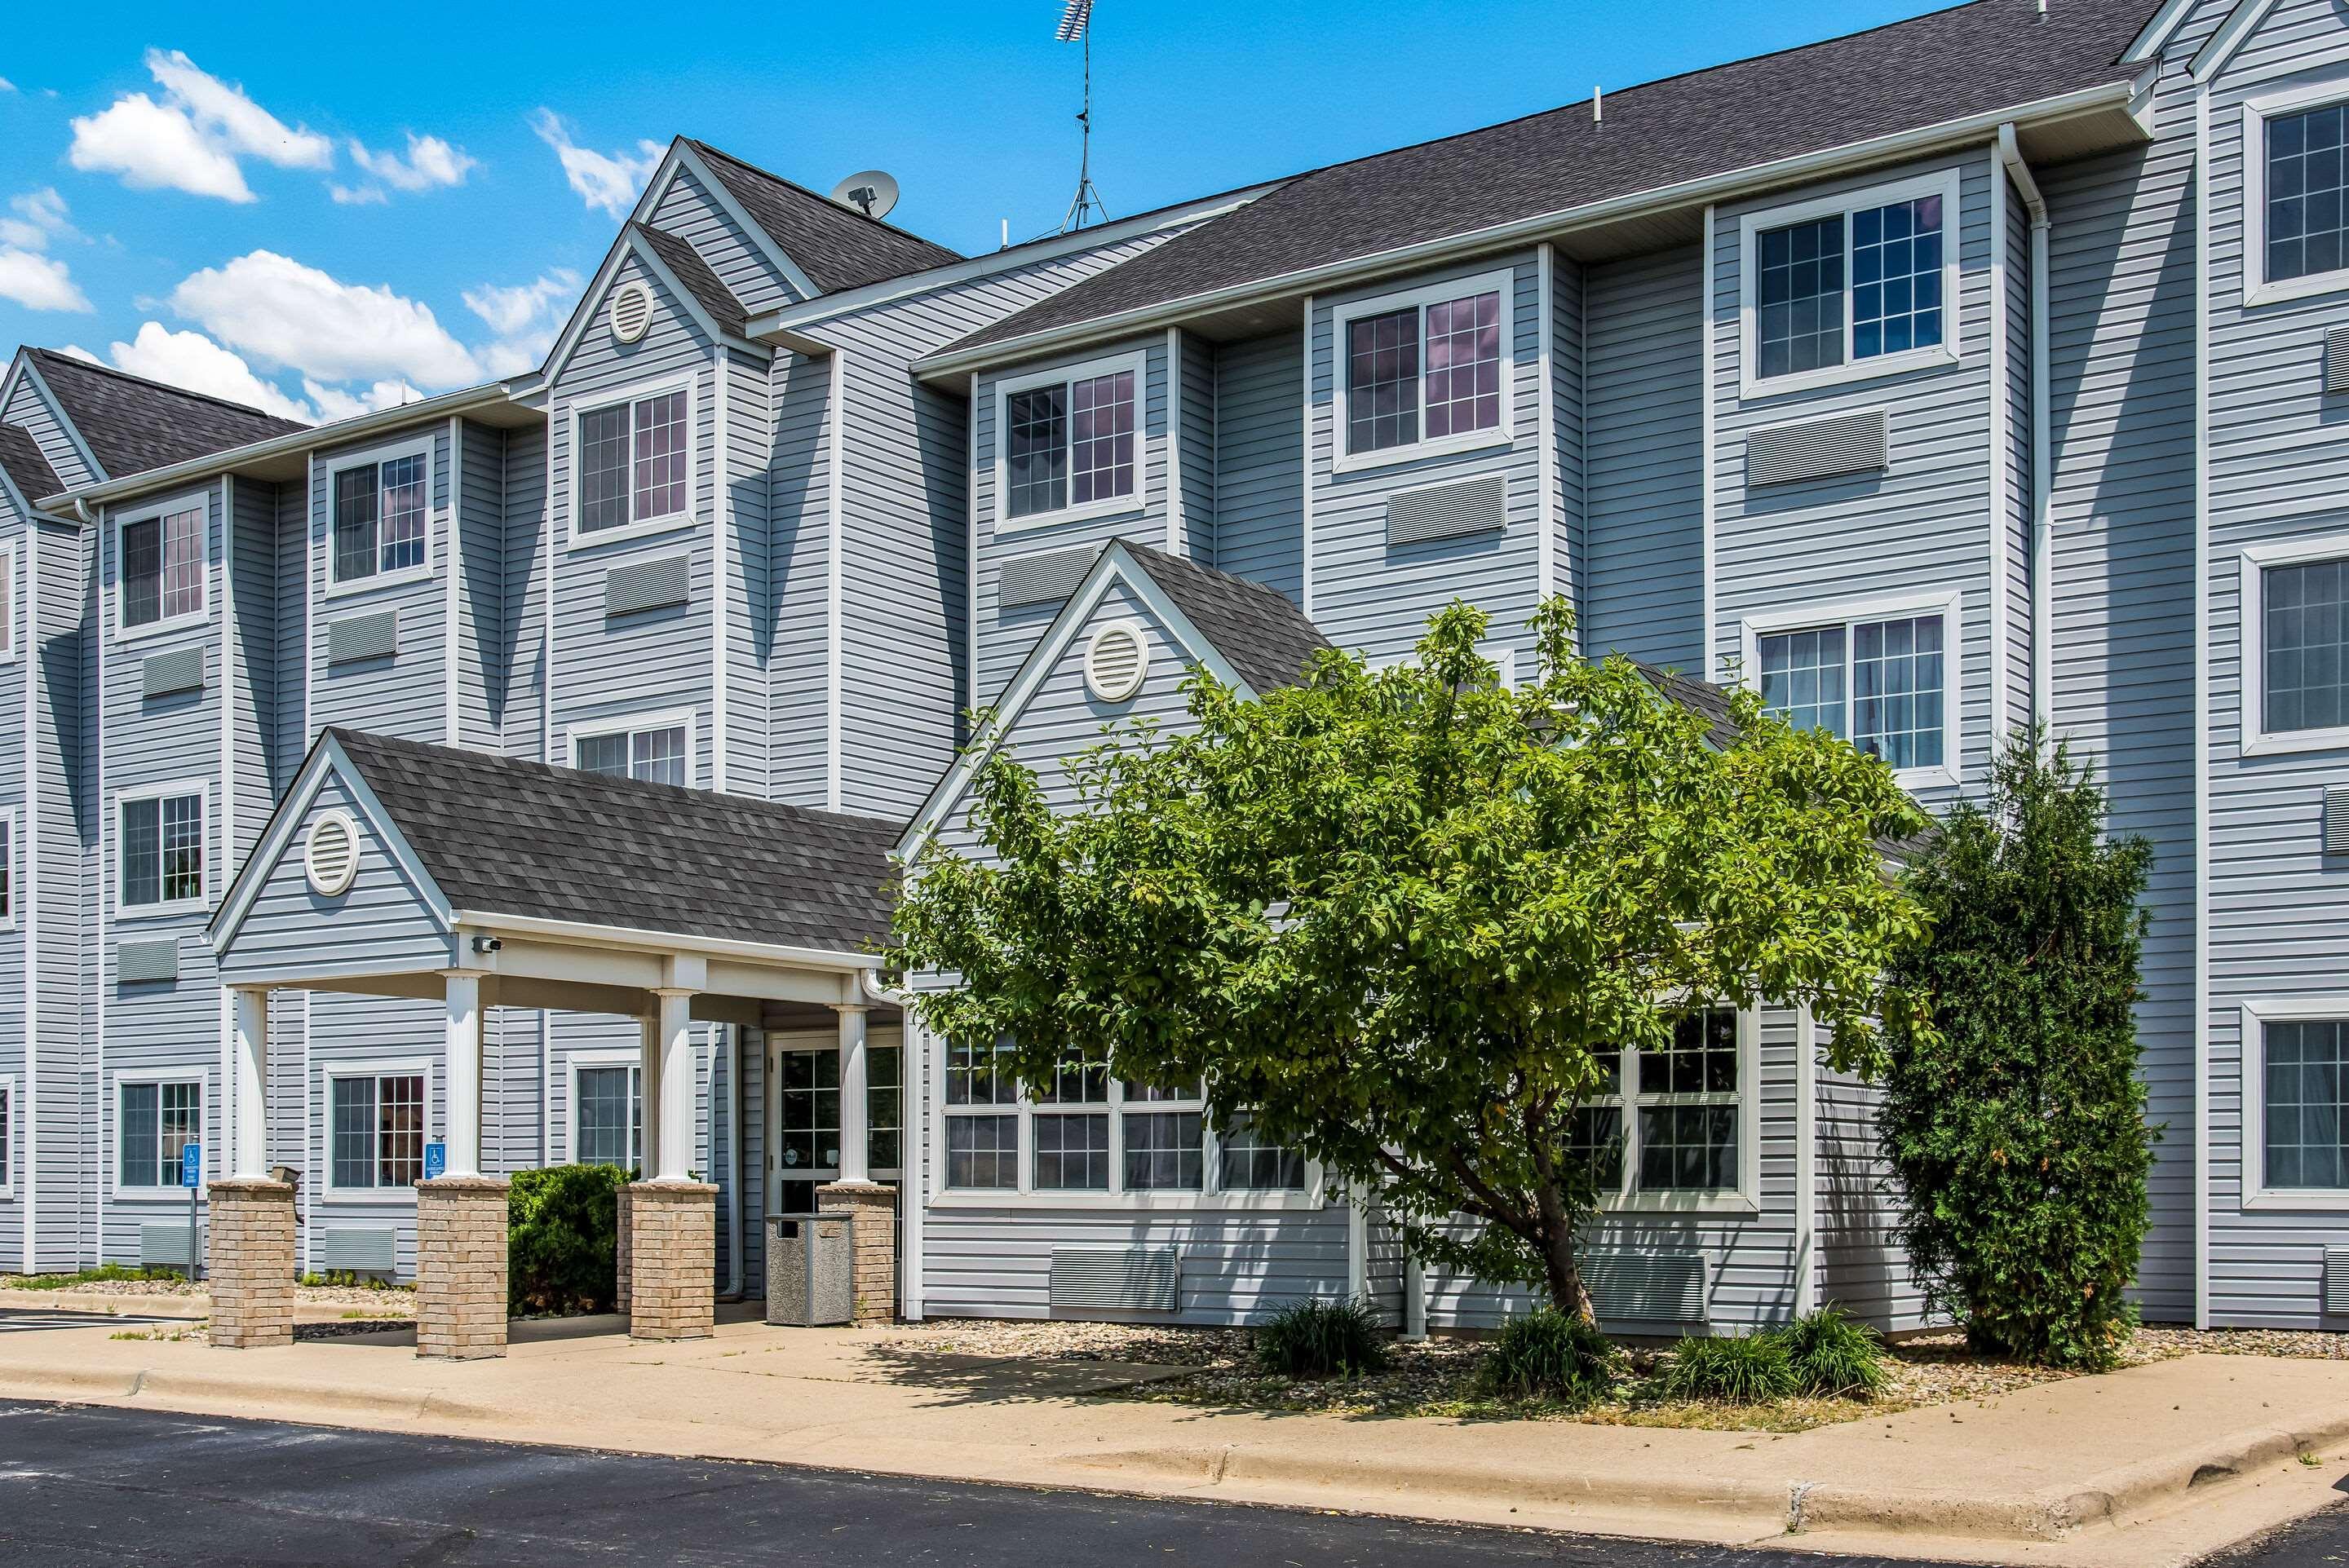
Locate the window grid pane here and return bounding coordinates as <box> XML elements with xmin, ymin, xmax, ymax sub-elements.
<box><xmin>944</xmin><ymin>1040</ymin><xmax>1016</xmax><ymax>1106</ymax></box>
<box><xmin>780</xmin><ymin>1047</ymin><xmax>841</xmax><ymax>1173</ymax></box>
<box><xmin>1851</xmin><ymin>196</ymin><xmax>1944</xmax><ymax>360</ymax></box>
<box><xmin>1033</xmin><ymin>1111</ymin><xmax>1111</xmax><ymax>1190</ymax></box>
<box><xmin>333</xmin><ymin>466</ymin><xmax>378</xmax><ymax>582</ymax></box>
<box><xmin>121</xmin><ymin>517</ymin><xmax>162</xmax><ymax>628</ymax></box>
<box><xmin>1347</xmin><ymin>307</ymin><xmax>1420</xmax><ymax>453</ymax></box>
<box><xmin>1758</xmin><ymin>626</ymin><xmax>1847</xmax><ymax>736</ymax></box>
<box><xmin>1005</xmin><ymin>386</ymin><xmax>1068</xmax><ymax>519</ymax></box>
<box><xmin>1851</xmin><ymin>615</ymin><xmax>1944</xmax><ymax>771</ymax></box>
<box><xmin>2265</xmin><ymin>559</ymin><xmax>2349</xmax><ymax>735</ymax></box>
<box><xmin>1568</xmin><ymin>1102</ymin><xmax>1625</xmax><ymax>1193</ymax></box>
<box><xmin>578</xmin><ymin>404</ymin><xmax>632</xmax><ymax>532</ymax></box>
<box><xmin>576</xmin><ymin>1066</ymin><xmax>639</xmax><ymax>1169</ymax></box>
<box><xmin>120</xmin><ymin>1082</ymin><xmax>159</xmax><ymax>1188</ymax></box>
<box><xmin>1423</xmin><ymin>290</ymin><xmax>1502</xmax><ymax>439</ymax></box>
<box><xmin>1757</xmin><ymin>215</ymin><xmax>1846</xmax><ymax>379</ymax></box>
<box><xmin>160</xmin><ymin>794</ymin><xmax>202</xmax><ymax>903</ymax></box>
<box><xmin>377</xmin><ymin>1074</ymin><xmax>424</xmax><ymax>1187</ymax></box>
<box><xmin>378</xmin><ymin>454</ymin><xmax>427</xmax><ymax>574</ymax></box>
<box><xmin>630</xmin><ymin>725</ymin><xmax>688</xmax><ymax>786</ymax></box>
<box><xmin>632</xmin><ymin>391</ymin><xmax>688</xmax><ymax>521</ymax></box>
<box><xmin>159</xmin><ymin>1082</ymin><xmax>199</xmax><ymax>1188</ymax></box>
<box><xmin>2268</xmin><ymin>104</ymin><xmax>2349</xmax><ymax>285</ymax></box>
<box><xmin>1123</xmin><ymin>1111</ymin><xmax>1204</xmax><ymax>1190</ymax></box>
<box><xmin>945</xmin><ymin>1113</ymin><xmax>1017</xmax><ymax>1189</ymax></box>
<box><xmin>1635</xmin><ymin>1009</ymin><xmax>1739</xmax><ymax>1194</ymax></box>
<box><xmin>332</xmin><ymin>1076</ymin><xmax>377</xmax><ymax>1188</ymax></box>
<box><xmin>2267</xmin><ymin>1020</ymin><xmax>2349</xmax><ymax>1190</ymax></box>
<box><xmin>1218</xmin><ymin>1113</ymin><xmax>1306</xmax><ymax>1191</ymax></box>
<box><xmin>577</xmin><ymin>734</ymin><xmax>629</xmax><ymax>778</ymax></box>
<box><xmin>1068</xmin><ymin>371</ymin><xmax>1135</xmax><ymax>506</ymax></box>
<box><xmin>161</xmin><ymin>507</ymin><xmax>204</xmax><ymax>619</ymax></box>
<box><xmin>121</xmin><ymin>797</ymin><xmax>159</xmax><ymax>906</ymax></box>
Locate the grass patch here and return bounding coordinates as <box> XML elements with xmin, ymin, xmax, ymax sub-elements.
<box><xmin>6</xmin><ymin>1265</ymin><xmax>184</xmax><ymax>1291</ymax></box>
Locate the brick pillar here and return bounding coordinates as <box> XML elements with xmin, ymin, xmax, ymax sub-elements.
<box><xmin>205</xmin><ymin>1177</ymin><xmax>296</xmax><ymax>1349</ymax></box>
<box><xmin>627</xmin><ymin>1180</ymin><xmax>716</xmax><ymax>1341</ymax></box>
<box><xmin>816</xmin><ymin>1180</ymin><xmax>898</xmax><ymax>1325</ymax></box>
<box><xmin>614</xmin><ymin>1185</ymin><xmax>632</xmax><ymax>1311</ymax></box>
<box><xmin>415</xmin><ymin>1175</ymin><xmax>510</xmax><ymax>1360</ymax></box>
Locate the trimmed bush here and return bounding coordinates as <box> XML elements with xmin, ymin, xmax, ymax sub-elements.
<box><xmin>508</xmin><ymin>1163</ymin><xmax>628</xmax><ymax>1315</ymax></box>
<box><xmin>1475</xmin><ymin>1307</ymin><xmax>1619</xmax><ymax>1405</ymax></box>
<box><xmin>1254</xmin><ymin>1296</ymin><xmax>1388</xmax><ymax>1378</ymax></box>
<box><xmin>1661</xmin><ymin>1332</ymin><xmax>1797</xmax><ymax>1403</ymax></box>
<box><xmin>1779</xmin><ymin>1306</ymin><xmax>1887</xmax><ymax>1398</ymax></box>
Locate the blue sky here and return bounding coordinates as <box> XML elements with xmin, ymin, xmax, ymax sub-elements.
<box><xmin>1</xmin><ymin>0</ymin><xmax>1947</xmax><ymax>423</ymax></box>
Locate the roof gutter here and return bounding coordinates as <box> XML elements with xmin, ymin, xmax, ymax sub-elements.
<box><xmin>912</xmin><ymin>77</ymin><xmax>2143</xmax><ymax>380</ymax></box>
<box><xmin>38</xmin><ymin>380</ymin><xmax>524</xmax><ymax>514</ymax></box>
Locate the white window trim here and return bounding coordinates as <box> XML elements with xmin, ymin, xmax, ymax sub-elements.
<box><xmin>110</xmin><ymin>778</ymin><xmax>211</xmax><ymax>921</ymax></box>
<box><xmin>110</xmin><ymin>488</ymin><xmax>211</xmax><ymax>645</ymax></box>
<box><xmin>1329</xmin><ymin>267</ymin><xmax>1518</xmax><ymax>475</ymax></box>
<box><xmin>768</xmin><ymin>1034</ymin><xmax>905</xmax><ymax>1186</ymax></box>
<box><xmin>567</xmin><ymin>372</ymin><xmax>699</xmax><ymax>549</ymax></box>
<box><xmin>320</xmin><ymin>1057</ymin><xmax>434</xmax><ymax>1202</ymax></box>
<box><xmin>566</xmin><ymin>704</ymin><xmax>701</xmax><ymax>788</ymax></box>
<box><xmin>0</xmin><ymin>540</ymin><xmax>19</xmax><ymax>665</ymax></box>
<box><xmin>111</xmin><ymin>1067</ymin><xmax>208</xmax><ymax>1202</ymax></box>
<box><xmin>992</xmin><ymin>348</ymin><xmax>1152</xmax><ymax>533</ymax></box>
<box><xmin>2241</xmin><ymin>77</ymin><xmax>2349</xmax><ymax>309</ymax></box>
<box><xmin>2239</xmin><ymin>533</ymin><xmax>2349</xmax><ymax>756</ymax></box>
<box><xmin>566</xmin><ymin>1049</ymin><xmax>643</xmax><ymax>1168</ymax></box>
<box><xmin>0</xmin><ymin>1073</ymin><xmax>15</xmax><ymax>1199</ymax></box>
<box><xmin>1583</xmin><ymin>1004</ymin><xmax>1763</xmax><ymax>1217</ymax></box>
<box><xmin>929</xmin><ymin>1046</ymin><xmax>1326</xmax><ymax>1212</ymax></box>
<box><xmin>321</xmin><ymin>435</ymin><xmax>437</xmax><ymax>601</ymax></box>
<box><xmin>0</xmin><ymin>805</ymin><xmax>18</xmax><ymax>933</ymax></box>
<box><xmin>1736</xmin><ymin>168</ymin><xmax>1966</xmax><ymax>400</ymax></box>
<box><xmin>1740</xmin><ymin>587</ymin><xmax>1965</xmax><ymax>790</ymax></box>
<box><xmin>2240</xmin><ymin>996</ymin><xmax>2349</xmax><ymax>1212</ymax></box>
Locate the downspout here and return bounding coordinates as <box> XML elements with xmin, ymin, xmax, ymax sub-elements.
<box><xmin>1996</xmin><ymin>124</ymin><xmax>2054</xmax><ymax>733</ymax></box>
<box><xmin>860</xmin><ymin>966</ymin><xmax>925</xmax><ymax>1320</ymax></box>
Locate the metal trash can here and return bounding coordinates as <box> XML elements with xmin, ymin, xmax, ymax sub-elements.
<box><xmin>767</xmin><ymin>1209</ymin><xmax>856</xmax><ymax>1326</ymax></box>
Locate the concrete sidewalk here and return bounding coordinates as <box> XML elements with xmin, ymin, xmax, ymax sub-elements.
<box><xmin>2</xmin><ymin>1318</ymin><xmax>2345</xmax><ymax>1566</ymax></box>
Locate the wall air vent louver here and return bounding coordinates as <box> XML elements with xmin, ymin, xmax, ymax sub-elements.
<box><xmin>2327</xmin><ymin>1247</ymin><xmax>2349</xmax><ymax>1315</ymax></box>
<box><xmin>998</xmin><ymin>544</ymin><xmax>1101</xmax><ymax>609</ymax></box>
<box><xmin>1048</xmin><ymin>1246</ymin><xmax>1179</xmax><ymax>1311</ymax></box>
<box><xmin>1579</xmin><ymin>1247</ymin><xmax>1709</xmax><ymax>1326</ymax></box>
<box><xmin>320</xmin><ymin>1227</ymin><xmax>397</xmax><ymax>1272</ymax></box>
<box><xmin>141</xmin><ymin>647</ymin><xmax>204</xmax><ymax>700</ymax></box>
<box><xmin>1746</xmin><ymin>410</ymin><xmax>1891</xmax><ymax>487</ymax></box>
<box><xmin>1083</xmin><ymin>619</ymin><xmax>1149</xmax><ymax>702</ymax></box>
<box><xmin>304</xmin><ymin>809</ymin><xmax>361</xmax><ymax>898</ymax></box>
<box><xmin>605</xmin><ymin>553</ymin><xmax>692</xmax><ymax>619</ymax></box>
<box><xmin>326</xmin><ymin>610</ymin><xmax>399</xmax><ymax>666</ymax></box>
<box><xmin>2326</xmin><ymin>785</ymin><xmax>2349</xmax><ymax>855</ymax></box>
<box><xmin>609</xmin><ymin>280</ymin><xmax>652</xmax><ymax>346</ymax></box>
<box><xmin>2327</xmin><ymin>327</ymin><xmax>2349</xmax><ymax>396</ymax></box>
<box><xmin>1387</xmin><ymin>474</ymin><xmax>1508</xmax><ymax>546</ymax></box>
<box><xmin>117</xmin><ymin>938</ymin><xmax>179</xmax><ymax>985</ymax></box>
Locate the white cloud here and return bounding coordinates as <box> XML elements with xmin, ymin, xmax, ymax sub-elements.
<box><xmin>0</xmin><ymin>77</ymin><xmax>15</xmax><ymax>95</ymax></box>
<box><xmin>69</xmin><ymin>50</ymin><xmax>330</xmax><ymax>203</ymax></box>
<box><xmin>462</xmin><ymin>268</ymin><xmax>582</xmax><ymax>376</ymax></box>
<box><xmin>301</xmin><ymin>378</ymin><xmax>425</xmax><ymax>422</ymax></box>
<box><xmin>168</xmin><ymin>250</ymin><xmax>480</xmax><ymax>387</ymax></box>
<box><xmin>0</xmin><ymin>188</ymin><xmax>78</xmax><ymax>251</ymax></box>
<box><xmin>347</xmin><ymin>132</ymin><xmax>474</xmax><ymax>193</ymax></box>
<box><xmin>328</xmin><ymin>183</ymin><xmax>388</xmax><ymax>207</ymax></box>
<box><xmin>0</xmin><ymin>249</ymin><xmax>91</xmax><ymax>311</ymax></box>
<box><xmin>104</xmin><ymin>323</ymin><xmax>312</xmax><ymax>420</ymax></box>
<box><xmin>55</xmin><ymin>344</ymin><xmax>102</xmax><ymax>365</ymax></box>
<box><xmin>531</xmin><ymin>109</ymin><xmax>662</xmax><ymax>219</ymax></box>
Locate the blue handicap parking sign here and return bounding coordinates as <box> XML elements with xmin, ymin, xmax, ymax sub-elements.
<box><xmin>180</xmin><ymin>1143</ymin><xmax>201</xmax><ymax>1189</ymax></box>
<box><xmin>423</xmin><ymin>1142</ymin><xmax>446</xmax><ymax>1181</ymax></box>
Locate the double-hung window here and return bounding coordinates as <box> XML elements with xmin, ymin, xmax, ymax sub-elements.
<box><xmin>118</xmin><ymin>1078</ymin><xmax>201</xmax><ymax>1191</ymax></box>
<box><xmin>573</xmin><ymin>1061</ymin><xmax>642</xmax><ymax>1171</ymax></box>
<box><xmin>1572</xmin><ymin>1007</ymin><xmax>1753</xmax><ymax>1211</ymax></box>
<box><xmin>1749</xmin><ymin>595</ymin><xmax>1957</xmax><ymax>781</ymax></box>
<box><xmin>1741</xmin><ymin>171</ymin><xmax>1958</xmax><ymax>395</ymax></box>
<box><xmin>2244</xmin><ymin>1001</ymin><xmax>2349</xmax><ymax>1211</ymax></box>
<box><xmin>330</xmin><ymin>446</ymin><xmax>429</xmax><ymax>588</ymax></box>
<box><xmin>997</xmin><ymin>352</ymin><xmax>1143</xmax><ymax>527</ymax></box>
<box><xmin>118</xmin><ymin>788</ymin><xmax>205</xmax><ymax>912</ymax></box>
<box><xmin>2241</xmin><ymin>538</ymin><xmax>2349</xmax><ymax>754</ymax></box>
<box><xmin>1033</xmin><ymin>1051</ymin><xmax>1113</xmax><ymax>1191</ymax></box>
<box><xmin>942</xmin><ymin>1037</ymin><xmax>1020</xmax><ymax>1190</ymax></box>
<box><xmin>329</xmin><ymin>1070</ymin><xmax>427</xmax><ymax>1191</ymax></box>
<box><xmin>1333</xmin><ymin>269</ymin><xmax>1511</xmax><ymax>469</ymax></box>
<box><xmin>576</xmin><ymin>383</ymin><xmax>690</xmax><ymax>538</ymax></box>
<box><xmin>2247</xmin><ymin>83</ymin><xmax>2349</xmax><ymax>306</ymax></box>
<box><xmin>573</xmin><ymin>713</ymin><xmax>691</xmax><ymax>786</ymax></box>
<box><xmin>117</xmin><ymin>501</ymin><xmax>206</xmax><ymax>634</ymax></box>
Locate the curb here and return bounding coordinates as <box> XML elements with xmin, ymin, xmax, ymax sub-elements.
<box><xmin>0</xmin><ymin>1361</ymin><xmax>508</xmax><ymax>1428</ymax></box>
<box><xmin>0</xmin><ymin>1290</ymin><xmax>402</xmax><ymax>1325</ymax></box>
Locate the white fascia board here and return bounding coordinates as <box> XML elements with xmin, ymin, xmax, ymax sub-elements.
<box><xmin>537</xmin><ymin>231</ymin><xmax>765</xmax><ymax>393</ymax></box>
<box><xmin>207</xmin><ymin>734</ymin><xmax>453</xmax><ymax>952</ymax></box>
<box><xmin>2125</xmin><ymin>0</ymin><xmax>2207</xmax><ymax>62</ymax></box>
<box><xmin>2191</xmin><ymin>0</ymin><xmax>2282</xmax><ymax>79</ymax></box>
<box><xmin>619</xmin><ymin>232</ymin><xmax>768</xmax><ymax>357</ymax></box>
<box><xmin>448</xmin><ymin>909</ymin><xmax>881</xmax><ymax>971</ymax></box>
<box><xmin>15</xmin><ymin>357</ymin><xmax>108</xmax><ymax>487</ymax></box>
<box><xmin>894</xmin><ymin>538</ymin><xmax>1254</xmax><ymax>862</ymax></box>
<box><xmin>909</xmin><ymin>78</ymin><xmax>2140</xmax><ymax>382</ymax></box>
<box><xmin>746</xmin><ymin>183</ymin><xmax>1286</xmax><ymax>342</ymax></box>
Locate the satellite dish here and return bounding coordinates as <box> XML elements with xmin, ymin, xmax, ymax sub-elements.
<box><xmin>829</xmin><ymin>170</ymin><xmax>900</xmax><ymax>221</ymax></box>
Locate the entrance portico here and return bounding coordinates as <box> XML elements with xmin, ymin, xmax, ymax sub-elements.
<box><xmin>207</xmin><ymin>729</ymin><xmax>905</xmax><ymax>1357</ymax></box>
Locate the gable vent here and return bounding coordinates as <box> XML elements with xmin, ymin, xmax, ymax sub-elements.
<box><xmin>1049</xmin><ymin>1246</ymin><xmax>1179</xmax><ymax>1311</ymax></box>
<box><xmin>999</xmin><ymin>544</ymin><xmax>1101</xmax><ymax>609</ymax></box>
<box><xmin>605</xmin><ymin>553</ymin><xmax>692</xmax><ymax>619</ymax></box>
<box><xmin>1387</xmin><ymin>474</ymin><xmax>1508</xmax><ymax>546</ymax></box>
<box><xmin>1746</xmin><ymin>410</ymin><xmax>1890</xmax><ymax>487</ymax></box>
<box><xmin>304</xmin><ymin>809</ymin><xmax>361</xmax><ymax>898</ymax></box>
<box><xmin>2328</xmin><ymin>328</ymin><xmax>2349</xmax><ymax>396</ymax></box>
<box><xmin>608</xmin><ymin>280</ymin><xmax>652</xmax><ymax>346</ymax></box>
<box><xmin>2326</xmin><ymin>786</ymin><xmax>2349</xmax><ymax>855</ymax></box>
<box><xmin>141</xmin><ymin>647</ymin><xmax>205</xmax><ymax>700</ymax></box>
<box><xmin>2327</xmin><ymin>1247</ymin><xmax>2349</xmax><ymax>1315</ymax></box>
<box><xmin>326</xmin><ymin>609</ymin><xmax>399</xmax><ymax>666</ymax></box>
<box><xmin>1084</xmin><ymin>619</ymin><xmax>1150</xmax><ymax>703</ymax></box>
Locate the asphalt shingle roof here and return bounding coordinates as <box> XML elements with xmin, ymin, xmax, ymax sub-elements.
<box><xmin>1119</xmin><ymin>543</ymin><xmax>1331</xmax><ymax>695</ymax></box>
<box><xmin>0</xmin><ymin>423</ymin><xmax>60</xmax><ymax>513</ymax></box>
<box><xmin>24</xmin><ymin>347</ymin><xmax>307</xmax><ymax>482</ymax></box>
<box><xmin>949</xmin><ymin>0</ymin><xmax>2159</xmax><ymax>357</ymax></box>
<box><xmin>632</xmin><ymin>223</ymin><xmax>750</xmax><ymax>337</ymax></box>
<box><xmin>685</xmin><ymin>139</ymin><xmax>964</xmax><ymax>297</ymax></box>
<box><xmin>325</xmin><ymin>729</ymin><xmax>902</xmax><ymax>956</ymax></box>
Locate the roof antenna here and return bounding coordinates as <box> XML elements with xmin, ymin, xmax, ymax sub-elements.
<box><xmin>1056</xmin><ymin>0</ymin><xmax>1108</xmax><ymax>232</ymax></box>
<box><xmin>1593</xmin><ymin>84</ymin><xmax>1603</xmax><ymax>123</ymax></box>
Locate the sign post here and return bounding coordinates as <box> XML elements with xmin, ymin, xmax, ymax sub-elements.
<box><xmin>180</xmin><ymin>1142</ymin><xmax>202</xmax><ymax>1282</ymax></box>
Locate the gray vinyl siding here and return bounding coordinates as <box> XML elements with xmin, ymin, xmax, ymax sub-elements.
<box><xmin>767</xmin><ymin>348</ymin><xmax>831</xmax><ymax>808</ymax></box>
<box><xmin>1816</xmin><ymin>1067</ymin><xmax>1932</xmax><ymax>1331</ymax></box>
<box><xmin>1175</xmin><ymin>329</ymin><xmax>1215</xmax><ymax>561</ymax></box>
<box><xmin>456</xmin><ymin>420</ymin><xmax>505</xmax><ymax>752</ymax></box>
<box><xmin>2202</xmin><ymin>0</ymin><xmax>2349</xmax><ymax>1327</ymax></box>
<box><xmin>1552</xmin><ymin>250</ymin><xmax>1586</xmax><ymax>616</ymax></box>
<box><xmin>2000</xmin><ymin>181</ymin><xmax>2036</xmax><ymax>735</ymax></box>
<box><xmin>30</xmin><ymin>521</ymin><xmax>86</xmax><ymax>1270</ymax></box>
<box><xmin>500</xmin><ymin>423</ymin><xmax>548</xmax><ymax>762</ymax></box>
<box><xmin>0</xmin><ymin>506</ymin><xmax>26</xmax><ymax>1265</ymax></box>
<box><xmin>722</xmin><ymin>346</ymin><xmax>772</xmax><ymax>798</ymax></box>
<box><xmin>651</xmin><ymin>163</ymin><xmax>798</xmax><ymax>319</ymax></box>
<box><xmin>227</xmin><ymin>478</ymin><xmax>277</xmax><ymax>877</ymax></box>
<box><xmin>217</xmin><ymin>770</ymin><xmax>453</xmax><ymax>985</ymax></box>
<box><xmin>306</xmin><ymin>422</ymin><xmax>453</xmax><ymax>746</ymax></box>
<box><xmin>1581</xmin><ymin>243</ymin><xmax>1705</xmax><ymax>669</ymax></box>
<box><xmin>1307</xmin><ymin>252</ymin><xmax>1544</xmax><ymax>669</ymax></box>
<box><xmin>1208</xmin><ymin>329</ymin><xmax>1303</xmax><ymax>602</ymax></box>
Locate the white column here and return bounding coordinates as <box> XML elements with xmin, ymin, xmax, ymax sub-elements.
<box><xmin>444</xmin><ymin>972</ymin><xmax>483</xmax><ymax>1178</ymax></box>
<box><xmin>653</xmin><ymin>989</ymin><xmax>697</xmax><ymax>1182</ymax></box>
<box><xmin>232</xmin><ymin>987</ymin><xmax>270</xmax><ymax>1178</ymax></box>
<box><xmin>639</xmin><ymin>1014</ymin><xmax>662</xmax><ymax>1175</ymax></box>
<box><xmin>835</xmin><ymin>1004</ymin><xmax>870</xmax><ymax>1184</ymax></box>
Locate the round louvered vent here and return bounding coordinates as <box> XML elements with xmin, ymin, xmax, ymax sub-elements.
<box><xmin>1084</xmin><ymin>620</ymin><xmax>1149</xmax><ymax>703</ymax></box>
<box><xmin>608</xmin><ymin>281</ymin><xmax>652</xmax><ymax>345</ymax></box>
<box><xmin>303</xmin><ymin>809</ymin><xmax>361</xmax><ymax>898</ymax></box>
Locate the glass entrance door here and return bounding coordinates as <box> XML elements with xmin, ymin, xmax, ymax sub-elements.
<box><xmin>769</xmin><ymin>1032</ymin><xmax>900</xmax><ymax>1216</ymax></box>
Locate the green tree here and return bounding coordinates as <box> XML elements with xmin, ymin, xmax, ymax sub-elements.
<box><xmin>890</xmin><ymin>599</ymin><xmax>1931</xmax><ymax>1314</ymax></box>
<box><xmin>1878</xmin><ymin>730</ymin><xmax>2157</xmax><ymax>1367</ymax></box>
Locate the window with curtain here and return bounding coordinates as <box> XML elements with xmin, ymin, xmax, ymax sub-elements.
<box><xmin>121</xmin><ymin>506</ymin><xmax>204</xmax><ymax>629</ymax></box>
<box><xmin>577</xmin><ymin>389</ymin><xmax>689</xmax><ymax>534</ymax></box>
<box><xmin>330</xmin><ymin>1072</ymin><xmax>426</xmax><ymax>1189</ymax></box>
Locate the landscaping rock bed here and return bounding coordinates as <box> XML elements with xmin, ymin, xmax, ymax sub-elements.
<box><xmin>0</xmin><ymin>1274</ymin><xmax>415</xmax><ymax>1314</ymax></box>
